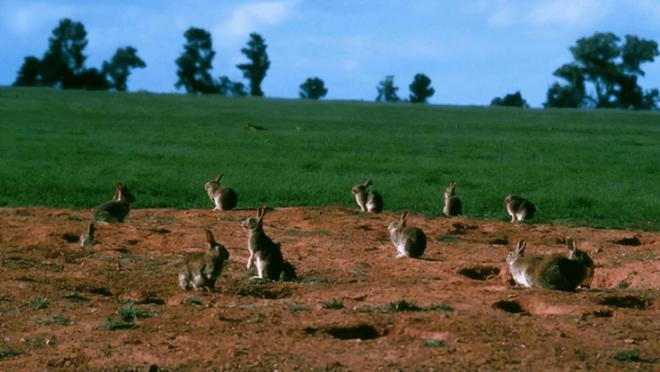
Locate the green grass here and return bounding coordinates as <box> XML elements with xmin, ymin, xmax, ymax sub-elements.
<box><xmin>1</xmin><ymin>87</ymin><xmax>658</xmax><ymax>230</ymax></box>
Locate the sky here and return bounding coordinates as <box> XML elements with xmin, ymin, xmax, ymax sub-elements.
<box><xmin>1</xmin><ymin>0</ymin><xmax>660</xmax><ymax>107</ymax></box>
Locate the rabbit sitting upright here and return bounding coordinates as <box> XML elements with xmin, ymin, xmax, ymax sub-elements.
<box><xmin>178</xmin><ymin>229</ymin><xmax>230</xmax><ymax>291</ymax></box>
<box><xmin>241</xmin><ymin>206</ymin><xmax>296</xmax><ymax>281</ymax></box>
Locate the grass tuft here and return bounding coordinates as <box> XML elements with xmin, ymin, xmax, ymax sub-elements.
<box><xmin>30</xmin><ymin>297</ymin><xmax>49</xmax><ymax>311</ymax></box>
<box><xmin>320</xmin><ymin>298</ymin><xmax>345</xmax><ymax>310</ymax></box>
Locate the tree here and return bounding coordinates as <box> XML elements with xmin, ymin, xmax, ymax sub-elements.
<box><xmin>103</xmin><ymin>47</ymin><xmax>146</xmax><ymax>91</ymax></box>
<box><xmin>13</xmin><ymin>18</ymin><xmax>89</xmax><ymax>88</ymax></box>
<box><xmin>376</xmin><ymin>75</ymin><xmax>400</xmax><ymax>102</ymax></box>
<box><xmin>299</xmin><ymin>77</ymin><xmax>328</xmax><ymax>99</ymax></box>
<box><xmin>175</xmin><ymin>27</ymin><xmax>218</xmax><ymax>94</ymax></box>
<box><xmin>491</xmin><ymin>91</ymin><xmax>529</xmax><ymax>108</ymax></box>
<box><xmin>218</xmin><ymin>76</ymin><xmax>247</xmax><ymax>97</ymax></box>
<box><xmin>237</xmin><ymin>33</ymin><xmax>270</xmax><ymax>96</ymax></box>
<box><xmin>43</xmin><ymin>18</ymin><xmax>89</xmax><ymax>88</ymax></box>
<box><xmin>545</xmin><ymin>32</ymin><xmax>659</xmax><ymax>109</ymax></box>
<box><xmin>14</xmin><ymin>56</ymin><xmax>42</xmax><ymax>86</ymax></box>
<box><xmin>408</xmin><ymin>73</ymin><xmax>434</xmax><ymax>103</ymax></box>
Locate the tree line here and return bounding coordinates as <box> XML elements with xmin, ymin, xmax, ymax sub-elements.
<box><xmin>13</xmin><ymin>19</ymin><xmax>660</xmax><ymax>110</ymax></box>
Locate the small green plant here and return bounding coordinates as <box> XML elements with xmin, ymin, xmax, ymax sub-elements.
<box><xmin>320</xmin><ymin>298</ymin><xmax>344</xmax><ymax>310</ymax></box>
<box><xmin>388</xmin><ymin>300</ymin><xmax>422</xmax><ymax>312</ymax></box>
<box><xmin>37</xmin><ymin>314</ymin><xmax>72</xmax><ymax>326</ymax></box>
<box><xmin>574</xmin><ymin>347</ymin><xmax>589</xmax><ymax>361</ymax></box>
<box><xmin>0</xmin><ymin>345</ymin><xmax>21</xmax><ymax>359</ymax></box>
<box><xmin>102</xmin><ymin>320</ymin><xmax>136</xmax><ymax>330</ymax></box>
<box><xmin>289</xmin><ymin>303</ymin><xmax>310</xmax><ymax>313</ymax></box>
<box><xmin>423</xmin><ymin>339</ymin><xmax>445</xmax><ymax>348</ymax></box>
<box><xmin>183</xmin><ymin>296</ymin><xmax>203</xmax><ymax>306</ymax></box>
<box><xmin>613</xmin><ymin>349</ymin><xmax>641</xmax><ymax>362</ymax></box>
<box><xmin>30</xmin><ymin>297</ymin><xmax>49</xmax><ymax>310</ymax></box>
<box><xmin>120</xmin><ymin>301</ymin><xmax>151</xmax><ymax>321</ymax></box>
<box><xmin>427</xmin><ymin>304</ymin><xmax>454</xmax><ymax>312</ymax></box>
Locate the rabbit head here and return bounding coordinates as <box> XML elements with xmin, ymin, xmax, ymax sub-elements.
<box><xmin>241</xmin><ymin>206</ymin><xmax>266</xmax><ymax>233</ymax></box>
<box><xmin>506</xmin><ymin>240</ymin><xmax>526</xmax><ymax>265</ymax></box>
<box><xmin>114</xmin><ymin>183</ymin><xmax>135</xmax><ymax>204</ymax></box>
<box><xmin>565</xmin><ymin>237</ymin><xmax>594</xmax><ymax>285</ymax></box>
<box><xmin>205</xmin><ymin>229</ymin><xmax>230</xmax><ymax>260</ymax></box>
<box><xmin>388</xmin><ymin>211</ymin><xmax>408</xmax><ymax>236</ymax></box>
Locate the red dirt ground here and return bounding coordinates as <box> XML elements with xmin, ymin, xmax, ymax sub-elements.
<box><xmin>1</xmin><ymin>206</ymin><xmax>658</xmax><ymax>370</ymax></box>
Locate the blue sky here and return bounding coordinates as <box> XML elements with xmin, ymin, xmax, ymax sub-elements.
<box><xmin>1</xmin><ymin>0</ymin><xmax>660</xmax><ymax>107</ymax></box>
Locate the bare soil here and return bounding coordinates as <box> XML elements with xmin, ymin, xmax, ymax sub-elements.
<box><xmin>1</xmin><ymin>206</ymin><xmax>658</xmax><ymax>370</ymax></box>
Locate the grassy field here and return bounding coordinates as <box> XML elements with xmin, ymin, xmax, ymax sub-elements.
<box><xmin>0</xmin><ymin>87</ymin><xmax>658</xmax><ymax>230</ymax></box>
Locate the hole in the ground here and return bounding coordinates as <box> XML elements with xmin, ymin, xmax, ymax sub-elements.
<box><xmin>589</xmin><ymin>309</ymin><xmax>613</xmax><ymax>318</ymax></box>
<box><xmin>612</xmin><ymin>237</ymin><xmax>641</xmax><ymax>246</ymax></box>
<box><xmin>326</xmin><ymin>325</ymin><xmax>381</xmax><ymax>340</ymax></box>
<box><xmin>62</xmin><ymin>233</ymin><xmax>79</xmax><ymax>243</ymax></box>
<box><xmin>458</xmin><ymin>266</ymin><xmax>500</xmax><ymax>281</ymax></box>
<box><xmin>597</xmin><ymin>296</ymin><xmax>650</xmax><ymax>309</ymax></box>
<box><xmin>138</xmin><ymin>297</ymin><xmax>165</xmax><ymax>305</ymax></box>
<box><xmin>89</xmin><ymin>287</ymin><xmax>113</xmax><ymax>296</ymax></box>
<box><xmin>488</xmin><ymin>238</ymin><xmax>509</xmax><ymax>245</ymax></box>
<box><xmin>492</xmin><ymin>300</ymin><xmax>527</xmax><ymax>314</ymax></box>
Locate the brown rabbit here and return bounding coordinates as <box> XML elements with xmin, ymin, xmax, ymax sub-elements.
<box><xmin>204</xmin><ymin>173</ymin><xmax>238</xmax><ymax>211</ymax></box>
<box><xmin>442</xmin><ymin>181</ymin><xmax>462</xmax><ymax>216</ymax></box>
<box><xmin>94</xmin><ymin>183</ymin><xmax>135</xmax><ymax>223</ymax></box>
<box><xmin>351</xmin><ymin>179</ymin><xmax>383</xmax><ymax>213</ymax></box>
<box><xmin>504</xmin><ymin>194</ymin><xmax>535</xmax><ymax>223</ymax></box>
<box><xmin>241</xmin><ymin>206</ymin><xmax>296</xmax><ymax>281</ymax></box>
<box><xmin>506</xmin><ymin>238</ymin><xmax>594</xmax><ymax>291</ymax></box>
<box><xmin>388</xmin><ymin>212</ymin><xmax>427</xmax><ymax>258</ymax></box>
<box><xmin>178</xmin><ymin>229</ymin><xmax>230</xmax><ymax>291</ymax></box>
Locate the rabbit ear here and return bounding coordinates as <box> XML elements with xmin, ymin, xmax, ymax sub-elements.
<box><xmin>205</xmin><ymin>229</ymin><xmax>216</xmax><ymax>245</ymax></box>
<box><xmin>116</xmin><ymin>182</ymin><xmax>124</xmax><ymax>191</ymax></box>
<box><xmin>516</xmin><ymin>240</ymin><xmax>526</xmax><ymax>254</ymax></box>
<box><xmin>258</xmin><ymin>205</ymin><xmax>267</xmax><ymax>221</ymax></box>
<box><xmin>214</xmin><ymin>174</ymin><xmax>224</xmax><ymax>182</ymax></box>
<box><xmin>400</xmin><ymin>212</ymin><xmax>408</xmax><ymax>224</ymax></box>
<box><xmin>365</xmin><ymin>179</ymin><xmax>373</xmax><ymax>187</ymax></box>
<box><xmin>565</xmin><ymin>237</ymin><xmax>576</xmax><ymax>252</ymax></box>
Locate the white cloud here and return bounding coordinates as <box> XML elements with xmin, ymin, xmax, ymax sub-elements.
<box><xmin>527</xmin><ymin>0</ymin><xmax>612</xmax><ymax>27</ymax></box>
<box><xmin>1</xmin><ymin>1</ymin><xmax>75</xmax><ymax>35</ymax></box>
<box><xmin>214</xmin><ymin>0</ymin><xmax>298</xmax><ymax>43</ymax></box>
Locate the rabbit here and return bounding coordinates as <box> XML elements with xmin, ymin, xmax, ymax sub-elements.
<box><xmin>442</xmin><ymin>181</ymin><xmax>462</xmax><ymax>216</ymax></box>
<box><xmin>178</xmin><ymin>229</ymin><xmax>230</xmax><ymax>291</ymax></box>
<box><xmin>94</xmin><ymin>183</ymin><xmax>135</xmax><ymax>223</ymax></box>
<box><xmin>351</xmin><ymin>179</ymin><xmax>383</xmax><ymax>213</ymax></box>
<box><xmin>240</xmin><ymin>206</ymin><xmax>296</xmax><ymax>281</ymax></box>
<box><xmin>504</xmin><ymin>194</ymin><xmax>536</xmax><ymax>223</ymax></box>
<box><xmin>388</xmin><ymin>212</ymin><xmax>427</xmax><ymax>258</ymax></box>
<box><xmin>506</xmin><ymin>238</ymin><xmax>594</xmax><ymax>291</ymax></box>
<box><xmin>79</xmin><ymin>222</ymin><xmax>96</xmax><ymax>249</ymax></box>
<box><xmin>204</xmin><ymin>173</ymin><xmax>238</xmax><ymax>211</ymax></box>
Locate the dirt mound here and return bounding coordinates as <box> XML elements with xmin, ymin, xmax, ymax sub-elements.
<box><xmin>1</xmin><ymin>206</ymin><xmax>658</xmax><ymax>370</ymax></box>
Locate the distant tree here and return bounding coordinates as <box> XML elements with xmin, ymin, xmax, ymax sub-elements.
<box><xmin>13</xmin><ymin>18</ymin><xmax>115</xmax><ymax>90</ymax></box>
<box><xmin>13</xmin><ymin>56</ymin><xmax>42</xmax><ymax>86</ymax></box>
<box><xmin>545</xmin><ymin>32</ymin><xmax>659</xmax><ymax>109</ymax></box>
<box><xmin>237</xmin><ymin>33</ymin><xmax>270</xmax><ymax>96</ymax></box>
<box><xmin>102</xmin><ymin>47</ymin><xmax>146</xmax><ymax>91</ymax></box>
<box><xmin>218</xmin><ymin>76</ymin><xmax>247</xmax><ymax>96</ymax></box>
<box><xmin>408</xmin><ymin>73</ymin><xmax>434</xmax><ymax>103</ymax></box>
<box><xmin>175</xmin><ymin>27</ymin><xmax>218</xmax><ymax>94</ymax></box>
<box><xmin>13</xmin><ymin>18</ymin><xmax>89</xmax><ymax>88</ymax></box>
<box><xmin>545</xmin><ymin>63</ymin><xmax>585</xmax><ymax>108</ymax></box>
<box><xmin>491</xmin><ymin>91</ymin><xmax>529</xmax><ymax>108</ymax></box>
<box><xmin>299</xmin><ymin>77</ymin><xmax>328</xmax><ymax>99</ymax></box>
<box><xmin>376</xmin><ymin>75</ymin><xmax>400</xmax><ymax>102</ymax></box>
<box><xmin>42</xmin><ymin>18</ymin><xmax>89</xmax><ymax>87</ymax></box>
